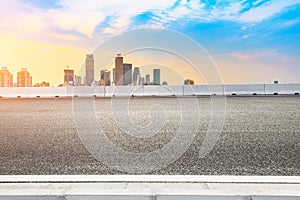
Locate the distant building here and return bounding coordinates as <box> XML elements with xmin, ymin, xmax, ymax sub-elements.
<box><xmin>274</xmin><ymin>80</ymin><xmax>279</xmax><ymax>84</ymax></box>
<box><xmin>99</xmin><ymin>70</ymin><xmax>111</xmax><ymax>86</ymax></box>
<box><xmin>132</xmin><ymin>67</ymin><xmax>140</xmax><ymax>85</ymax></box>
<box><xmin>162</xmin><ymin>81</ymin><xmax>168</xmax><ymax>85</ymax></box>
<box><xmin>115</xmin><ymin>54</ymin><xmax>123</xmax><ymax>85</ymax></box>
<box><xmin>145</xmin><ymin>74</ymin><xmax>150</xmax><ymax>85</ymax></box>
<box><xmin>140</xmin><ymin>77</ymin><xmax>145</xmax><ymax>85</ymax></box>
<box><xmin>85</xmin><ymin>54</ymin><xmax>94</xmax><ymax>86</ymax></box>
<box><xmin>17</xmin><ymin>68</ymin><xmax>32</xmax><ymax>87</ymax></box>
<box><xmin>0</xmin><ymin>67</ymin><xmax>13</xmax><ymax>87</ymax></box>
<box><xmin>123</xmin><ymin>63</ymin><xmax>132</xmax><ymax>85</ymax></box>
<box><xmin>91</xmin><ymin>81</ymin><xmax>99</xmax><ymax>86</ymax></box>
<box><xmin>184</xmin><ymin>79</ymin><xmax>194</xmax><ymax>85</ymax></box>
<box><xmin>112</xmin><ymin>68</ymin><xmax>116</xmax><ymax>85</ymax></box>
<box><xmin>75</xmin><ymin>75</ymin><xmax>82</xmax><ymax>86</ymax></box>
<box><xmin>64</xmin><ymin>68</ymin><xmax>74</xmax><ymax>86</ymax></box>
<box><xmin>33</xmin><ymin>81</ymin><xmax>50</xmax><ymax>87</ymax></box>
<box><xmin>153</xmin><ymin>69</ymin><xmax>160</xmax><ymax>85</ymax></box>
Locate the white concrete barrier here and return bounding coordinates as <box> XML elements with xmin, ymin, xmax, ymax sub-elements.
<box><xmin>0</xmin><ymin>87</ymin><xmax>30</xmax><ymax>98</ymax></box>
<box><xmin>73</xmin><ymin>86</ymin><xmax>100</xmax><ymax>97</ymax></box>
<box><xmin>1</xmin><ymin>84</ymin><xmax>300</xmax><ymax>98</ymax></box>
<box><xmin>191</xmin><ymin>85</ymin><xmax>225</xmax><ymax>95</ymax></box>
<box><xmin>224</xmin><ymin>84</ymin><xmax>265</xmax><ymax>95</ymax></box>
<box><xmin>143</xmin><ymin>86</ymin><xmax>175</xmax><ymax>96</ymax></box>
<box><xmin>265</xmin><ymin>84</ymin><xmax>300</xmax><ymax>95</ymax></box>
<box><xmin>29</xmin><ymin>87</ymin><xmax>67</xmax><ymax>98</ymax></box>
<box><xmin>111</xmin><ymin>86</ymin><xmax>143</xmax><ymax>97</ymax></box>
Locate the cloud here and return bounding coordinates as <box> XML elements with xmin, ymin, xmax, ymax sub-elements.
<box><xmin>238</xmin><ymin>0</ymin><xmax>300</xmax><ymax>23</ymax></box>
<box><xmin>0</xmin><ymin>0</ymin><xmax>299</xmax><ymax>49</ymax></box>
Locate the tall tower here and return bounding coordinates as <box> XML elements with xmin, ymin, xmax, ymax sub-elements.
<box><xmin>153</xmin><ymin>69</ymin><xmax>160</xmax><ymax>85</ymax></box>
<box><xmin>145</xmin><ymin>74</ymin><xmax>150</xmax><ymax>85</ymax></box>
<box><xmin>115</xmin><ymin>54</ymin><xmax>123</xmax><ymax>85</ymax></box>
<box><xmin>112</xmin><ymin>68</ymin><xmax>116</xmax><ymax>85</ymax></box>
<box><xmin>0</xmin><ymin>67</ymin><xmax>13</xmax><ymax>87</ymax></box>
<box><xmin>17</xmin><ymin>68</ymin><xmax>32</xmax><ymax>87</ymax></box>
<box><xmin>64</xmin><ymin>68</ymin><xmax>74</xmax><ymax>86</ymax></box>
<box><xmin>132</xmin><ymin>67</ymin><xmax>140</xmax><ymax>86</ymax></box>
<box><xmin>123</xmin><ymin>63</ymin><xmax>132</xmax><ymax>86</ymax></box>
<box><xmin>99</xmin><ymin>70</ymin><xmax>111</xmax><ymax>86</ymax></box>
<box><xmin>85</xmin><ymin>54</ymin><xmax>94</xmax><ymax>86</ymax></box>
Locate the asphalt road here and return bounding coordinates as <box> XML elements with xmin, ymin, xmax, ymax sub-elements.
<box><xmin>0</xmin><ymin>96</ymin><xmax>299</xmax><ymax>175</ymax></box>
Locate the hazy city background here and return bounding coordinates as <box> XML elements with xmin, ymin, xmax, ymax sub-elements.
<box><xmin>0</xmin><ymin>1</ymin><xmax>299</xmax><ymax>86</ymax></box>
<box><xmin>0</xmin><ymin>53</ymin><xmax>195</xmax><ymax>88</ymax></box>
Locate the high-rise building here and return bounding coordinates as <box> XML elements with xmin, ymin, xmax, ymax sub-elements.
<box><xmin>64</xmin><ymin>68</ymin><xmax>74</xmax><ymax>86</ymax></box>
<box><xmin>85</xmin><ymin>54</ymin><xmax>94</xmax><ymax>86</ymax></box>
<box><xmin>75</xmin><ymin>75</ymin><xmax>82</xmax><ymax>86</ymax></box>
<box><xmin>112</xmin><ymin>68</ymin><xmax>116</xmax><ymax>84</ymax></box>
<box><xmin>0</xmin><ymin>67</ymin><xmax>13</xmax><ymax>87</ymax></box>
<box><xmin>145</xmin><ymin>74</ymin><xmax>150</xmax><ymax>85</ymax></box>
<box><xmin>132</xmin><ymin>67</ymin><xmax>140</xmax><ymax>85</ymax></box>
<box><xmin>123</xmin><ymin>63</ymin><xmax>132</xmax><ymax>86</ymax></box>
<box><xmin>115</xmin><ymin>54</ymin><xmax>123</xmax><ymax>85</ymax></box>
<box><xmin>140</xmin><ymin>77</ymin><xmax>145</xmax><ymax>85</ymax></box>
<box><xmin>153</xmin><ymin>69</ymin><xmax>160</xmax><ymax>85</ymax></box>
<box><xmin>17</xmin><ymin>68</ymin><xmax>32</xmax><ymax>87</ymax></box>
<box><xmin>99</xmin><ymin>70</ymin><xmax>111</xmax><ymax>86</ymax></box>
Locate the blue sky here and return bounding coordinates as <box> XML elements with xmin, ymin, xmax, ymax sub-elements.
<box><xmin>0</xmin><ymin>0</ymin><xmax>299</xmax><ymax>84</ymax></box>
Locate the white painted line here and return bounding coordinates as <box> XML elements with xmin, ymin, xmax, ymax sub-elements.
<box><xmin>0</xmin><ymin>182</ymin><xmax>300</xmax><ymax>196</ymax></box>
<box><xmin>1</xmin><ymin>175</ymin><xmax>300</xmax><ymax>183</ymax></box>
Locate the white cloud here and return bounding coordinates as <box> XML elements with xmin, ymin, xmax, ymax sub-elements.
<box><xmin>238</xmin><ymin>0</ymin><xmax>300</xmax><ymax>23</ymax></box>
<box><xmin>50</xmin><ymin>0</ymin><xmax>175</xmax><ymax>36</ymax></box>
<box><xmin>1</xmin><ymin>0</ymin><xmax>299</xmax><ymax>46</ymax></box>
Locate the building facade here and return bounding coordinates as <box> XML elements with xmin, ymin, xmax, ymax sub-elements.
<box><xmin>99</xmin><ymin>70</ymin><xmax>111</xmax><ymax>86</ymax></box>
<box><xmin>123</xmin><ymin>63</ymin><xmax>132</xmax><ymax>86</ymax></box>
<box><xmin>153</xmin><ymin>69</ymin><xmax>160</xmax><ymax>85</ymax></box>
<box><xmin>115</xmin><ymin>54</ymin><xmax>123</xmax><ymax>85</ymax></box>
<box><xmin>64</xmin><ymin>68</ymin><xmax>74</xmax><ymax>86</ymax></box>
<box><xmin>85</xmin><ymin>54</ymin><xmax>94</xmax><ymax>86</ymax></box>
<box><xmin>132</xmin><ymin>67</ymin><xmax>140</xmax><ymax>85</ymax></box>
<box><xmin>145</xmin><ymin>74</ymin><xmax>150</xmax><ymax>85</ymax></box>
<box><xmin>112</xmin><ymin>68</ymin><xmax>116</xmax><ymax>85</ymax></box>
<box><xmin>0</xmin><ymin>67</ymin><xmax>13</xmax><ymax>87</ymax></box>
<box><xmin>75</xmin><ymin>75</ymin><xmax>82</xmax><ymax>86</ymax></box>
<box><xmin>17</xmin><ymin>68</ymin><xmax>32</xmax><ymax>87</ymax></box>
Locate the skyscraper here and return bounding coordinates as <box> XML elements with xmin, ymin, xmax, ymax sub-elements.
<box><xmin>85</xmin><ymin>54</ymin><xmax>94</xmax><ymax>86</ymax></box>
<box><xmin>99</xmin><ymin>70</ymin><xmax>111</xmax><ymax>86</ymax></box>
<box><xmin>140</xmin><ymin>77</ymin><xmax>145</xmax><ymax>85</ymax></box>
<box><xmin>75</xmin><ymin>75</ymin><xmax>82</xmax><ymax>86</ymax></box>
<box><xmin>112</xmin><ymin>68</ymin><xmax>116</xmax><ymax>85</ymax></box>
<box><xmin>0</xmin><ymin>67</ymin><xmax>13</xmax><ymax>87</ymax></box>
<box><xmin>123</xmin><ymin>63</ymin><xmax>132</xmax><ymax>86</ymax></box>
<box><xmin>153</xmin><ymin>69</ymin><xmax>160</xmax><ymax>85</ymax></box>
<box><xmin>145</xmin><ymin>74</ymin><xmax>150</xmax><ymax>85</ymax></box>
<box><xmin>17</xmin><ymin>68</ymin><xmax>32</xmax><ymax>87</ymax></box>
<box><xmin>132</xmin><ymin>67</ymin><xmax>140</xmax><ymax>85</ymax></box>
<box><xmin>64</xmin><ymin>68</ymin><xmax>74</xmax><ymax>86</ymax></box>
<box><xmin>115</xmin><ymin>54</ymin><xmax>123</xmax><ymax>85</ymax></box>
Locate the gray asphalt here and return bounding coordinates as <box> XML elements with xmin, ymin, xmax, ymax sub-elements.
<box><xmin>0</xmin><ymin>96</ymin><xmax>299</xmax><ymax>175</ymax></box>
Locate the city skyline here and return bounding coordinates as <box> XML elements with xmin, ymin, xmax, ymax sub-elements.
<box><xmin>0</xmin><ymin>53</ymin><xmax>176</xmax><ymax>87</ymax></box>
<box><xmin>0</xmin><ymin>1</ymin><xmax>299</xmax><ymax>85</ymax></box>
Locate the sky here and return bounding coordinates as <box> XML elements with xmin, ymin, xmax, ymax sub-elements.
<box><xmin>0</xmin><ymin>0</ymin><xmax>299</xmax><ymax>85</ymax></box>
